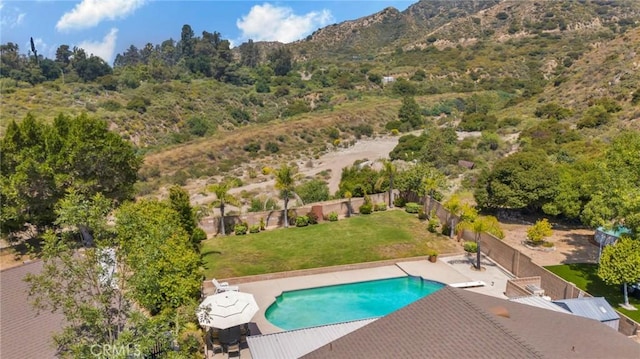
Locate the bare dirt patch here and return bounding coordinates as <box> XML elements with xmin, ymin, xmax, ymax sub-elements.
<box><xmin>499</xmin><ymin>219</ymin><xmax>598</xmax><ymax>267</ymax></box>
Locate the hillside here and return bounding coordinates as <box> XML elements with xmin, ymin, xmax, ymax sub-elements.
<box><xmin>1</xmin><ymin>0</ymin><xmax>639</xmax><ymax>199</ymax></box>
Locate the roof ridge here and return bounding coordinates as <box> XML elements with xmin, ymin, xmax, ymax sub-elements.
<box><xmin>449</xmin><ymin>287</ymin><xmax>546</xmax><ymax>358</ymax></box>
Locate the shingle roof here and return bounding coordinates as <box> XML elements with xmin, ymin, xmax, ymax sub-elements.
<box><xmin>303</xmin><ymin>286</ymin><xmax>640</xmax><ymax>359</ymax></box>
<box><xmin>1</xmin><ymin>261</ymin><xmax>64</xmax><ymax>359</ymax></box>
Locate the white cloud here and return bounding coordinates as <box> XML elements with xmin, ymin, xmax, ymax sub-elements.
<box><xmin>237</xmin><ymin>3</ymin><xmax>333</xmax><ymax>43</ymax></box>
<box><xmin>76</xmin><ymin>28</ymin><xmax>118</xmax><ymax>63</ymax></box>
<box><xmin>56</xmin><ymin>0</ymin><xmax>146</xmax><ymax>32</ymax></box>
<box><xmin>0</xmin><ymin>1</ymin><xmax>26</xmax><ymax>29</ymax></box>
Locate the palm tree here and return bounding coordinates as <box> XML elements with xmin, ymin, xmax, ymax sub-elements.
<box><xmin>456</xmin><ymin>209</ymin><xmax>502</xmax><ymax>270</ymax></box>
<box><xmin>377</xmin><ymin>159</ymin><xmax>398</xmax><ymax>208</ymax></box>
<box><xmin>274</xmin><ymin>164</ymin><xmax>297</xmax><ymax>228</ymax></box>
<box><xmin>443</xmin><ymin>194</ymin><xmax>463</xmax><ymax>239</ymax></box>
<box><xmin>422</xmin><ymin>166</ymin><xmax>447</xmax><ymax>213</ymax></box>
<box><xmin>344</xmin><ymin>190</ymin><xmax>353</xmax><ymax>217</ymax></box>
<box><xmin>208</xmin><ymin>182</ymin><xmax>239</xmax><ymax>236</ymax></box>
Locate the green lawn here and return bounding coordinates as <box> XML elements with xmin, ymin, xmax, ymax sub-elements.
<box><xmin>201</xmin><ymin>210</ymin><xmax>458</xmax><ymax>279</ymax></box>
<box><xmin>545</xmin><ymin>263</ymin><xmax>640</xmax><ymax>322</ymax></box>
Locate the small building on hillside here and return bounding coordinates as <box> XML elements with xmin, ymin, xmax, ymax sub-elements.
<box><xmin>553</xmin><ymin>297</ymin><xmax>620</xmax><ymax>331</ymax></box>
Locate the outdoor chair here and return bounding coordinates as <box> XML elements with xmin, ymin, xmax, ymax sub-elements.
<box><xmin>227</xmin><ymin>341</ymin><xmax>241</xmax><ymax>358</ymax></box>
<box><xmin>212</xmin><ymin>278</ymin><xmax>239</xmax><ymax>293</ymax></box>
<box><xmin>204</xmin><ymin>328</ymin><xmax>223</xmax><ymax>358</ymax></box>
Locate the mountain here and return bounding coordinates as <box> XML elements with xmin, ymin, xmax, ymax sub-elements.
<box><xmin>2</xmin><ymin>0</ymin><xmax>640</xmax><ymax>191</ymax></box>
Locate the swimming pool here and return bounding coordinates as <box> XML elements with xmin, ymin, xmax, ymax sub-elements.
<box><xmin>265</xmin><ymin>276</ymin><xmax>444</xmax><ymax>330</ymax></box>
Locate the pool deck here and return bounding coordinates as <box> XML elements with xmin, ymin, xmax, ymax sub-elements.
<box><xmin>213</xmin><ymin>254</ymin><xmax>515</xmax><ymax>336</ymax></box>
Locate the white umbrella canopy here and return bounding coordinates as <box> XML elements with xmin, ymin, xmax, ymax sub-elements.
<box><xmin>197</xmin><ymin>291</ymin><xmax>259</xmax><ymax>329</ymax></box>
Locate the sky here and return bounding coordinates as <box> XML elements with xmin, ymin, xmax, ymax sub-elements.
<box><xmin>1</xmin><ymin>0</ymin><xmax>413</xmax><ymax>64</ymax></box>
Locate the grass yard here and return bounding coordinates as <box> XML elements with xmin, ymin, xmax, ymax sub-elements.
<box><xmin>545</xmin><ymin>263</ymin><xmax>640</xmax><ymax>323</ymax></box>
<box><xmin>201</xmin><ymin>210</ymin><xmax>458</xmax><ymax>279</ymax></box>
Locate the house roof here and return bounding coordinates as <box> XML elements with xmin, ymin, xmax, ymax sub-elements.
<box><xmin>247</xmin><ymin>318</ymin><xmax>375</xmax><ymax>359</ymax></box>
<box><xmin>303</xmin><ymin>286</ymin><xmax>640</xmax><ymax>359</ymax></box>
<box><xmin>1</xmin><ymin>261</ymin><xmax>64</xmax><ymax>359</ymax></box>
<box><xmin>553</xmin><ymin>297</ymin><xmax>620</xmax><ymax>322</ymax></box>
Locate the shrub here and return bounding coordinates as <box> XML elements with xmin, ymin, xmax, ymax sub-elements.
<box><xmin>374</xmin><ymin>202</ymin><xmax>387</xmax><ymax>211</ymax></box>
<box><xmin>427</xmin><ymin>216</ymin><xmax>441</xmax><ymax>233</ymax></box>
<box><xmin>441</xmin><ymin>224</ymin><xmax>451</xmax><ymax>236</ymax></box>
<box><xmin>394</xmin><ymin>197</ymin><xmax>406</xmax><ymax>207</ymax></box>
<box><xmin>259</xmin><ymin>218</ymin><xmax>266</xmax><ymax>230</ymax></box>
<box><xmin>126</xmin><ymin>96</ymin><xmax>150</xmax><ymax>113</ymax></box>
<box><xmin>359</xmin><ymin>203</ymin><xmax>373</xmax><ymax>214</ymax></box>
<box><xmin>287</xmin><ymin>209</ymin><xmax>298</xmax><ymax>224</ymax></box>
<box><xmin>417</xmin><ymin>208</ymin><xmax>428</xmax><ymax>220</ymax></box>
<box><xmin>234</xmin><ymin>223</ymin><xmax>248</xmax><ymax>235</ymax></box>
<box><xmin>306</xmin><ymin>211</ymin><xmax>319</xmax><ymax>225</ymax></box>
<box><xmin>249</xmin><ymin>224</ymin><xmax>260</xmax><ymax>233</ymax></box>
<box><xmin>405</xmin><ymin>202</ymin><xmax>420</xmax><ymax>214</ymax></box>
<box><xmin>542</xmin><ymin>241</ymin><xmax>554</xmax><ymax>248</ymax></box>
<box><xmin>463</xmin><ymin>241</ymin><xmax>478</xmax><ymax>253</ymax></box>
<box><xmin>327</xmin><ymin>211</ymin><xmax>339</xmax><ymax>221</ymax></box>
<box><xmin>296</xmin><ymin>215</ymin><xmax>309</xmax><ymax>227</ymax></box>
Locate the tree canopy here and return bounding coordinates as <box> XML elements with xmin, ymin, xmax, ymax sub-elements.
<box><xmin>0</xmin><ymin>113</ymin><xmax>141</xmax><ymax>233</ymax></box>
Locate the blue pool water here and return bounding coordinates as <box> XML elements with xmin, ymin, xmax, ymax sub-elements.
<box><xmin>265</xmin><ymin>276</ymin><xmax>444</xmax><ymax>330</ymax></box>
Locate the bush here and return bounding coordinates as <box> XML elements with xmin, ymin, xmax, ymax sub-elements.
<box><xmin>394</xmin><ymin>197</ymin><xmax>406</xmax><ymax>207</ymax></box>
<box><xmin>296</xmin><ymin>215</ymin><xmax>309</xmax><ymax>227</ymax></box>
<box><xmin>405</xmin><ymin>202</ymin><xmax>420</xmax><ymax>214</ymax></box>
<box><xmin>327</xmin><ymin>211</ymin><xmax>339</xmax><ymax>221</ymax></box>
<box><xmin>441</xmin><ymin>224</ymin><xmax>451</xmax><ymax>236</ymax></box>
<box><xmin>249</xmin><ymin>224</ymin><xmax>260</xmax><ymax>233</ymax></box>
<box><xmin>287</xmin><ymin>209</ymin><xmax>297</xmax><ymax>225</ymax></box>
<box><xmin>427</xmin><ymin>216</ymin><xmax>441</xmax><ymax>233</ymax></box>
<box><xmin>306</xmin><ymin>211</ymin><xmax>319</xmax><ymax>225</ymax></box>
<box><xmin>359</xmin><ymin>203</ymin><xmax>373</xmax><ymax>214</ymax></box>
<box><xmin>463</xmin><ymin>241</ymin><xmax>478</xmax><ymax>253</ymax></box>
<box><xmin>417</xmin><ymin>208</ymin><xmax>428</xmax><ymax>220</ymax></box>
<box><xmin>374</xmin><ymin>202</ymin><xmax>387</xmax><ymax>211</ymax></box>
<box><xmin>234</xmin><ymin>223</ymin><xmax>248</xmax><ymax>235</ymax></box>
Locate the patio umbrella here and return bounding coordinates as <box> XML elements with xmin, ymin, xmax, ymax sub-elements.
<box><xmin>197</xmin><ymin>291</ymin><xmax>259</xmax><ymax>329</ymax></box>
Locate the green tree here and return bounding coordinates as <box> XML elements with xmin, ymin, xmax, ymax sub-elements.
<box><xmin>1</xmin><ymin>114</ymin><xmax>139</xmax><ymax>234</ymax></box>
<box><xmin>443</xmin><ymin>194</ymin><xmax>463</xmax><ymax>238</ymax></box>
<box><xmin>397</xmin><ymin>96</ymin><xmax>422</xmax><ymax>130</ymax></box>
<box><xmin>296</xmin><ymin>179</ymin><xmax>330</xmax><ymax>204</ymax></box>
<box><xmin>116</xmin><ymin>200</ymin><xmax>201</xmax><ymax>314</ymax></box>
<box><xmin>395</xmin><ymin>163</ymin><xmax>447</xmax><ymax>203</ymax></box>
<box><xmin>0</xmin><ymin>113</ymin><xmax>140</xmax><ymax>233</ymax></box>
<box><xmin>581</xmin><ymin>132</ymin><xmax>640</xmax><ymax>236</ymax></box>
<box><xmin>457</xmin><ymin>214</ymin><xmax>502</xmax><ymax>270</ymax></box>
<box><xmin>169</xmin><ymin>185</ymin><xmax>204</xmax><ymax>249</ymax></box>
<box><xmin>240</xmin><ymin>39</ymin><xmax>260</xmax><ymax>68</ymax></box>
<box><xmin>526</xmin><ymin>218</ymin><xmax>553</xmax><ymax>245</ymax></box>
<box><xmin>475</xmin><ymin>150</ymin><xmax>558</xmax><ymax>212</ymax></box>
<box><xmin>207</xmin><ymin>182</ymin><xmax>240</xmax><ymax>236</ymax></box>
<box><xmin>25</xmin><ymin>230</ymin><xmax>156</xmax><ymax>358</ymax></box>
<box><xmin>268</xmin><ymin>47</ymin><xmax>293</xmax><ymax>76</ymax></box>
<box><xmin>275</xmin><ymin>164</ymin><xmax>298</xmax><ymax>228</ymax></box>
<box><xmin>377</xmin><ymin>159</ymin><xmax>398</xmax><ymax>208</ymax></box>
<box><xmin>55</xmin><ymin>190</ymin><xmax>114</xmax><ymax>246</ymax></box>
<box><xmin>598</xmin><ymin>237</ymin><xmax>640</xmax><ymax>307</ymax></box>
